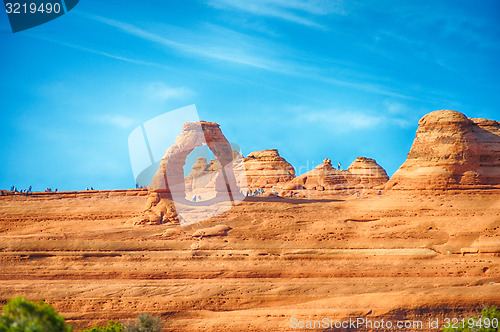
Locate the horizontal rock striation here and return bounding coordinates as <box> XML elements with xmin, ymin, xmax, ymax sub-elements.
<box><xmin>243</xmin><ymin>149</ymin><xmax>295</xmax><ymax>188</ymax></box>
<box><xmin>347</xmin><ymin>157</ymin><xmax>389</xmax><ymax>187</ymax></box>
<box><xmin>280</xmin><ymin>157</ymin><xmax>388</xmax><ymax>192</ymax></box>
<box><xmin>386</xmin><ymin>110</ymin><xmax>500</xmax><ymax>190</ymax></box>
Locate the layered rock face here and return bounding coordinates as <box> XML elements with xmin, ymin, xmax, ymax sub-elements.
<box><xmin>2</xmin><ymin>189</ymin><xmax>500</xmax><ymax>331</ymax></box>
<box><xmin>128</xmin><ymin>191</ymin><xmax>179</xmax><ymax>225</ymax></box>
<box><xmin>386</xmin><ymin>110</ymin><xmax>500</xmax><ymax>190</ymax></box>
<box><xmin>347</xmin><ymin>157</ymin><xmax>389</xmax><ymax>187</ymax></box>
<box><xmin>281</xmin><ymin>158</ymin><xmax>350</xmax><ymax>191</ymax></box>
<box><xmin>243</xmin><ymin>149</ymin><xmax>295</xmax><ymax>188</ymax></box>
<box><xmin>184</xmin><ymin>152</ymin><xmax>244</xmax><ymax>194</ymax></box>
<box><xmin>184</xmin><ymin>157</ymin><xmax>212</xmax><ymax>193</ymax></box>
<box><xmin>280</xmin><ymin>157</ymin><xmax>388</xmax><ymax>191</ymax></box>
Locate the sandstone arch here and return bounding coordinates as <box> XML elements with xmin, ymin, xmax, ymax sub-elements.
<box><xmin>149</xmin><ymin>121</ymin><xmax>239</xmax><ymax>204</ymax></box>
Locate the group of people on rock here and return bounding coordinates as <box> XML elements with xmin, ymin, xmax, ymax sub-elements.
<box><xmin>246</xmin><ymin>188</ymin><xmax>265</xmax><ymax>196</ymax></box>
<box><xmin>191</xmin><ymin>195</ymin><xmax>202</xmax><ymax>202</ymax></box>
<box><xmin>1</xmin><ymin>185</ymin><xmax>33</xmax><ymax>196</ymax></box>
<box><xmin>1</xmin><ymin>186</ymin><xmax>107</xmax><ymax>194</ymax></box>
<box><xmin>245</xmin><ymin>188</ymin><xmax>297</xmax><ymax>198</ymax></box>
<box><xmin>3</xmin><ymin>186</ymin><xmax>60</xmax><ymax>194</ymax></box>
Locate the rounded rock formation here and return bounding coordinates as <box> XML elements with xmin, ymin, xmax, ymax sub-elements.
<box><xmin>280</xmin><ymin>157</ymin><xmax>388</xmax><ymax>192</ymax></box>
<box><xmin>281</xmin><ymin>158</ymin><xmax>349</xmax><ymax>191</ymax></box>
<box><xmin>386</xmin><ymin>110</ymin><xmax>500</xmax><ymax>190</ymax></box>
<box><xmin>244</xmin><ymin>149</ymin><xmax>295</xmax><ymax>189</ymax></box>
<box><xmin>347</xmin><ymin>157</ymin><xmax>389</xmax><ymax>187</ymax></box>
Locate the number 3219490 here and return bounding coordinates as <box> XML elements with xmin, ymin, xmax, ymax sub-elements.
<box><xmin>5</xmin><ymin>2</ymin><xmax>62</xmax><ymax>14</ymax></box>
<box><xmin>443</xmin><ymin>317</ymin><xmax>499</xmax><ymax>329</ymax></box>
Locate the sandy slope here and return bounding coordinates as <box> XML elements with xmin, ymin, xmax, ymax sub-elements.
<box><xmin>0</xmin><ymin>189</ymin><xmax>499</xmax><ymax>331</ymax></box>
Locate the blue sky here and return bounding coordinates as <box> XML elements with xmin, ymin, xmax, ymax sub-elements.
<box><xmin>1</xmin><ymin>0</ymin><xmax>499</xmax><ymax>191</ymax></box>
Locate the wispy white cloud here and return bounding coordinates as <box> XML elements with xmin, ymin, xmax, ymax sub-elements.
<box><xmin>80</xmin><ymin>12</ymin><xmax>277</xmax><ymax>70</ymax></box>
<box><xmin>384</xmin><ymin>100</ymin><xmax>409</xmax><ymax>115</ymax></box>
<box><xmin>304</xmin><ymin>111</ymin><xmax>382</xmax><ymax>130</ymax></box>
<box><xmin>26</xmin><ymin>32</ymin><xmax>174</xmax><ymax>71</ymax></box>
<box><xmin>99</xmin><ymin>115</ymin><xmax>136</xmax><ymax>129</ymax></box>
<box><xmin>36</xmin><ymin>11</ymin><xmax>442</xmax><ymax>103</ymax></box>
<box><xmin>206</xmin><ymin>0</ymin><xmax>344</xmax><ymax>28</ymax></box>
<box><xmin>298</xmin><ymin>109</ymin><xmax>413</xmax><ymax>133</ymax></box>
<box><xmin>395</xmin><ymin>3</ymin><xmax>500</xmax><ymax>51</ymax></box>
<box><xmin>82</xmin><ymin>13</ymin><xmax>412</xmax><ymax>99</ymax></box>
<box><xmin>146</xmin><ymin>83</ymin><xmax>193</xmax><ymax>102</ymax></box>
<box><xmin>225</xmin><ymin>17</ymin><xmax>281</xmax><ymax>37</ymax></box>
<box><xmin>83</xmin><ymin>13</ymin><xmax>185</xmax><ymax>49</ymax></box>
<box><xmin>318</xmin><ymin>75</ymin><xmax>415</xmax><ymax>100</ymax></box>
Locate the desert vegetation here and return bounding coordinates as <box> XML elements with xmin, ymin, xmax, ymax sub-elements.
<box><xmin>0</xmin><ymin>298</ymin><xmax>162</xmax><ymax>332</ymax></box>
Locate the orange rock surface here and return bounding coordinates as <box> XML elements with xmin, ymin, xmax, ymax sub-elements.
<box><xmin>386</xmin><ymin>110</ymin><xmax>500</xmax><ymax>190</ymax></box>
<box><xmin>347</xmin><ymin>156</ymin><xmax>389</xmax><ymax>187</ymax></box>
<box><xmin>280</xmin><ymin>158</ymin><xmax>350</xmax><ymax>191</ymax></box>
<box><xmin>0</xmin><ymin>189</ymin><xmax>499</xmax><ymax>331</ymax></box>
<box><xmin>243</xmin><ymin>149</ymin><xmax>295</xmax><ymax>189</ymax></box>
<box><xmin>1</xmin><ymin>110</ymin><xmax>499</xmax><ymax>331</ymax></box>
<box><xmin>184</xmin><ymin>151</ymin><xmax>244</xmax><ymax>195</ymax></box>
<box><xmin>279</xmin><ymin>157</ymin><xmax>388</xmax><ymax>193</ymax></box>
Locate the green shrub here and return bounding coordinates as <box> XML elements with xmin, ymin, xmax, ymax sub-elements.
<box><xmin>0</xmin><ymin>297</ymin><xmax>72</xmax><ymax>332</ymax></box>
<box><xmin>124</xmin><ymin>314</ymin><xmax>163</xmax><ymax>332</ymax></box>
<box><xmin>0</xmin><ymin>298</ymin><xmax>163</xmax><ymax>332</ymax></box>
<box><xmin>443</xmin><ymin>306</ymin><xmax>500</xmax><ymax>331</ymax></box>
<box><xmin>81</xmin><ymin>321</ymin><xmax>124</xmax><ymax>332</ymax></box>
